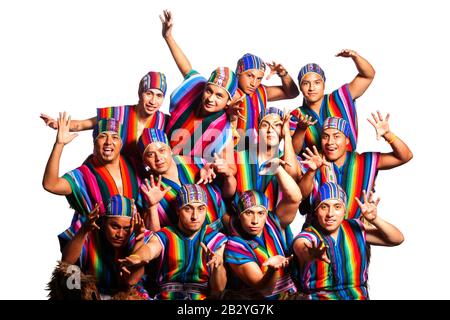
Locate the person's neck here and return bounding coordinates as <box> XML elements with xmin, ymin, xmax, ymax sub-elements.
<box><xmin>258</xmin><ymin>144</ymin><xmax>278</xmax><ymax>162</ymax></box>
<box><xmin>306</xmin><ymin>98</ymin><xmax>323</xmax><ymax>114</ymax></box>
<box><xmin>332</xmin><ymin>152</ymin><xmax>347</xmax><ymax>168</ymax></box>
<box><xmin>196</xmin><ymin>105</ymin><xmax>209</xmax><ymax>118</ymax></box>
<box><xmin>97</xmin><ymin>155</ymin><xmax>121</xmax><ymax>170</ymax></box>
<box><xmin>161</xmin><ymin>158</ymin><xmax>179</xmax><ymax>181</ymax></box>
<box><xmin>177</xmin><ymin>224</ymin><xmax>200</xmax><ymax>240</ymax></box>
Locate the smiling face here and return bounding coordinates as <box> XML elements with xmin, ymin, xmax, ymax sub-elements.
<box><xmin>142</xmin><ymin>141</ymin><xmax>172</xmax><ymax>175</ymax></box>
<box><xmin>239</xmin><ymin>206</ymin><xmax>268</xmax><ymax>236</ymax></box>
<box><xmin>139</xmin><ymin>88</ymin><xmax>164</xmax><ymax>116</ymax></box>
<box><xmin>94</xmin><ymin>131</ymin><xmax>122</xmax><ymax>163</ymax></box>
<box><xmin>299</xmin><ymin>72</ymin><xmax>325</xmax><ymax>105</ymax></box>
<box><xmin>104</xmin><ymin>216</ymin><xmax>132</xmax><ymax>248</ymax></box>
<box><xmin>315</xmin><ymin>199</ymin><xmax>346</xmax><ymax>237</ymax></box>
<box><xmin>321</xmin><ymin>128</ymin><xmax>349</xmax><ymax>162</ymax></box>
<box><xmin>177</xmin><ymin>202</ymin><xmax>207</xmax><ymax>236</ymax></box>
<box><xmin>259</xmin><ymin>114</ymin><xmax>282</xmax><ymax>148</ymax></box>
<box><xmin>238</xmin><ymin>69</ymin><xmax>265</xmax><ymax>95</ymax></box>
<box><xmin>200</xmin><ymin>84</ymin><xmax>230</xmax><ymax>114</ymax></box>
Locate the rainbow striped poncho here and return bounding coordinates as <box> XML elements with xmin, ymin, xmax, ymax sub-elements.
<box><xmin>97</xmin><ymin>105</ymin><xmax>167</xmax><ymax>161</ymax></box>
<box><xmin>79</xmin><ymin>224</ymin><xmax>152</xmax><ymax>297</ymax></box>
<box><xmin>294</xmin><ymin>219</ymin><xmax>369</xmax><ymax>300</ymax></box>
<box><xmin>234</xmin><ymin>86</ymin><xmax>267</xmax><ymax>150</ymax></box>
<box><xmin>289</xmin><ymin>84</ymin><xmax>357</xmax><ymax>152</ymax></box>
<box><xmin>139</xmin><ymin>155</ymin><xmax>226</xmax><ymax>230</ymax></box>
<box><xmin>153</xmin><ymin>224</ymin><xmax>227</xmax><ymax>300</ymax></box>
<box><xmin>224</xmin><ymin>212</ymin><xmax>297</xmax><ymax>300</ymax></box>
<box><xmin>59</xmin><ymin>155</ymin><xmax>141</xmax><ymax>245</ymax></box>
<box><xmin>165</xmin><ymin>70</ymin><xmax>232</xmax><ymax>160</ymax></box>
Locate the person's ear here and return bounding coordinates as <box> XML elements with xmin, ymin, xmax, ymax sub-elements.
<box><xmin>345</xmin><ymin>137</ymin><xmax>350</xmax><ymax>146</ymax></box>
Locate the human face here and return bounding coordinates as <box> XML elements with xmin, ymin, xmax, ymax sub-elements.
<box><xmin>239</xmin><ymin>206</ymin><xmax>268</xmax><ymax>236</ymax></box>
<box><xmin>315</xmin><ymin>199</ymin><xmax>345</xmax><ymax>237</ymax></box>
<box><xmin>142</xmin><ymin>142</ymin><xmax>172</xmax><ymax>175</ymax></box>
<box><xmin>104</xmin><ymin>216</ymin><xmax>132</xmax><ymax>248</ymax></box>
<box><xmin>238</xmin><ymin>69</ymin><xmax>264</xmax><ymax>95</ymax></box>
<box><xmin>321</xmin><ymin>128</ymin><xmax>349</xmax><ymax>162</ymax></box>
<box><xmin>259</xmin><ymin>114</ymin><xmax>282</xmax><ymax>148</ymax></box>
<box><xmin>177</xmin><ymin>202</ymin><xmax>207</xmax><ymax>235</ymax></box>
<box><xmin>94</xmin><ymin>132</ymin><xmax>122</xmax><ymax>163</ymax></box>
<box><xmin>299</xmin><ymin>73</ymin><xmax>325</xmax><ymax>105</ymax></box>
<box><xmin>200</xmin><ymin>84</ymin><xmax>230</xmax><ymax>114</ymax></box>
<box><xmin>139</xmin><ymin>89</ymin><xmax>164</xmax><ymax>116</ymax></box>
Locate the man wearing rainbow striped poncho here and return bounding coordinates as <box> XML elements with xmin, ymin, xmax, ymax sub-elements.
<box><xmin>299</xmin><ymin>114</ymin><xmax>413</xmax><ymax>222</ymax></box>
<box><xmin>224</xmin><ymin>162</ymin><xmax>301</xmax><ymax>300</ymax></box>
<box><xmin>61</xmin><ymin>195</ymin><xmax>152</xmax><ymax>299</ymax></box>
<box><xmin>120</xmin><ymin>184</ymin><xmax>228</xmax><ymax>300</ymax></box>
<box><xmin>292</xmin><ymin>182</ymin><xmax>404</xmax><ymax>300</ymax></box>
<box><xmin>40</xmin><ymin>71</ymin><xmax>168</xmax><ymax>162</ymax></box>
<box><xmin>289</xmin><ymin>50</ymin><xmax>376</xmax><ymax>154</ymax></box>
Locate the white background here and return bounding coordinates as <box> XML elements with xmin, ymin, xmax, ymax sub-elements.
<box><xmin>1</xmin><ymin>0</ymin><xmax>448</xmax><ymax>299</ymax></box>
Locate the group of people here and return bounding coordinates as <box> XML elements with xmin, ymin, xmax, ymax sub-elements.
<box><xmin>41</xmin><ymin>10</ymin><xmax>412</xmax><ymax>300</ymax></box>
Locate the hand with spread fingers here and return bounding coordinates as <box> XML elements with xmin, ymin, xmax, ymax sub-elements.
<box><xmin>200</xmin><ymin>242</ymin><xmax>223</xmax><ymax>270</ymax></box>
<box><xmin>355</xmin><ymin>190</ymin><xmax>380</xmax><ymax>223</ymax></box>
<box><xmin>56</xmin><ymin>112</ymin><xmax>78</xmax><ymax>145</ymax></box>
<box><xmin>266</xmin><ymin>61</ymin><xmax>288</xmax><ymax>80</ymax></box>
<box><xmin>300</xmin><ymin>146</ymin><xmax>330</xmax><ymax>171</ymax></box>
<box><xmin>296</xmin><ymin>114</ymin><xmax>318</xmax><ymax>131</ymax></box>
<box><xmin>259</xmin><ymin>158</ymin><xmax>292</xmax><ymax>176</ymax></box>
<box><xmin>130</xmin><ymin>203</ymin><xmax>146</xmax><ymax>242</ymax></box>
<box><xmin>226</xmin><ymin>95</ymin><xmax>246</xmax><ymax>122</ymax></box>
<box><xmin>282</xmin><ymin>111</ymin><xmax>293</xmax><ymax>137</ymax></box>
<box><xmin>367</xmin><ymin>110</ymin><xmax>390</xmax><ymax>140</ymax></box>
<box><xmin>141</xmin><ymin>175</ymin><xmax>171</xmax><ymax>207</ymax></box>
<box><xmin>197</xmin><ymin>163</ymin><xmax>217</xmax><ymax>185</ymax></box>
<box><xmin>306</xmin><ymin>240</ymin><xmax>330</xmax><ymax>264</ymax></box>
<box><xmin>335</xmin><ymin>49</ymin><xmax>358</xmax><ymax>58</ymax></box>
<box><xmin>262</xmin><ymin>255</ymin><xmax>292</xmax><ymax>270</ymax></box>
<box><xmin>81</xmin><ymin>203</ymin><xmax>101</xmax><ymax>233</ymax></box>
<box><xmin>40</xmin><ymin>113</ymin><xmax>58</xmax><ymax>130</ymax></box>
<box><xmin>159</xmin><ymin>9</ymin><xmax>173</xmax><ymax>39</ymax></box>
<box><xmin>118</xmin><ymin>254</ymin><xmax>146</xmax><ymax>276</ymax></box>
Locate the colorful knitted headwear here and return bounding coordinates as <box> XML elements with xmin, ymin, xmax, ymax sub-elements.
<box><xmin>93</xmin><ymin>118</ymin><xmax>123</xmax><ymax>141</ymax></box>
<box><xmin>322</xmin><ymin>117</ymin><xmax>350</xmax><ymax>137</ymax></box>
<box><xmin>298</xmin><ymin>63</ymin><xmax>326</xmax><ymax>83</ymax></box>
<box><xmin>260</xmin><ymin>106</ymin><xmax>285</xmax><ymax>124</ymax></box>
<box><xmin>138</xmin><ymin>71</ymin><xmax>167</xmax><ymax>96</ymax></box>
<box><xmin>207</xmin><ymin>67</ymin><xmax>238</xmax><ymax>99</ymax></box>
<box><xmin>314</xmin><ymin>182</ymin><xmax>347</xmax><ymax>210</ymax></box>
<box><xmin>138</xmin><ymin>128</ymin><xmax>170</xmax><ymax>156</ymax></box>
<box><xmin>235</xmin><ymin>53</ymin><xmax>266</xmax><ymax>75</ymax></box>
<box><xmin>176</xmin><ymin>184</ymin><xmax>208</xmax><ymax>208</ymax></box>
<box><xmin>106</xmin><ymin>194</ymin><xmax>135</xmax><ymax>218</ymax></box>
<box><xmin>237</xmin><ymin>190</ymin><xmax>269</xmax><ymax>214</ymax></box>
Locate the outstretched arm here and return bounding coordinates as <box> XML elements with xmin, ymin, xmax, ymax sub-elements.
<box><xmin>42</xmin><ymin>112</ymin><xmax>78</xmax><ymax>195</ymax></box>
<box><xmin>356</xmin><ymin>191</ymin><xmax>404</xmax><ymax>246</ymax></box>
<box><xmin>265</xmin><ymin>61</ymin><xmax>299</xmax><ymax>101</ymax></box>
<box><xmin>282</xmin><ymin>112</ymin><xmax>303</xmax><ymax>182</ymax></box>
<box><xmin>291</xmin><ymin>114</ymin><xmax>317</xmax><ymax>155</ymax></box>
<box><xmin>336</xmin><ymin>49</ymin><xmax>375</xmax><ymax>99</ymax></box>
<box><xmin>298</xmin><ymin>146</ymin><xmax>329</xmax><ymax>198</ymax></box>
<box><xmin>367</xmin><ymin>111</ymin><xmax>413</xmax><ymax>170</ymax></box>
<box><xmin>201</xmin><ymin>243</ymin><xmax>227</xmax><ymax>293</ymax></box>
<box><xmin>293</xmin><ymin>237</ymin><xmax>330</xmax><ymax>269</ymax></box>
<box><xmin>40</xmin><ymin>113</ymin><xmax>97</xmax><ymax>132</ymax></box>
<box><xmin>160</xmin><ymin>10</ymin><xmax>192</xmax><ymax>77</ymax></box>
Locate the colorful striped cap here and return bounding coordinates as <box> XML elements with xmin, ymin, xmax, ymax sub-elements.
<box><xmin>298</xmin><ymin>63</ymin><xmax>326</xmax><ymax>83</ymax></box>
<box><xmin>176</xmin><ymin>184</ymin><xmax>208</xmax><ymax>208</ymax></box>
<box><xmin>236</xmin><ymin>53</ymin><xmax>266</xmax><ymax>75</ymax></box>
<box><xmin>106</xmin><ymin>194</ymin><xmax>135</xmax><ymax>218</ymax></box>
<box><xmin>314</xmin><ymin>182</ymin><xmax>347</xmax><ymax>210</ymax></box>
<box><xmin>237</xmin><ymin>190</ymin><xmax>269</xmax><ymax>214</ymax></box>
<box><xmin>323</xmin><ymin>117</ymin><xmax>350</xmax><ymax>137</ymax></box>
<box><xmin>138</xmin><ymin>128</ymin><xmax>170</xmax><ymax>156</ymax></box>
<box><xmin>93</xmin><ymin>118</ymin><xmax>122</xmax><ymax>141</ymax></box>
<box><xmin>138</xmin><ymin>71</ymin><xmax>167</xmax><ymax>96</ymax></box>
<box><xmin>260</xmin><ymin>106</ymin><xmax>285</xmax><ymax>123</ymax></box>
<box><xmin>207</xmin><ymin>67</ymin><xmax>238</xmax><ymax>99</ymax></box>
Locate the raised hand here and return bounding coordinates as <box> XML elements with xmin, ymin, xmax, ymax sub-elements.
<box><xmin>118</xmin><ymin>254</ymin><xmax>146</xmax><ymax>276</ymax></box>
<box><xmin>259</xmin><ymin>158</ymin><xmax>292</xmax><ymax>176</ymax></box>
<box><xmin>262</xmin><ymin>255</ymin><xmax>292</xmax><ymax>270</ymax></box>
<box><xmin>56</xmin><ymin>112</ymin><xmax>78</xmax><ymax>145</ymax></box>
<box><xmin>159</xmin><ymin>9</ymin><xmax>173</xmax><ymax>39</ymax></box>
<box><xmin>81</xmin><ymin>203</ymin><xmax>101</xmax><ymax>233</ymax></box>
<box><xmin>225</xmin><ymin>95</ymin><xmax>246</xmax><ymax>121</ymax></box>
<box><xmin>211</xmin><ymin>153</ymin><xmax>233</xmax><ymax>177</ymax></box>
<box><xmin>306</xmin><ymin>240</ymin><xmax>330</xmax><ymax>264</ymax></box>
<box><xmin>140</xmin><ymin>175</ymin><xmax>171</xmax><ymax>207</ymax></box>
<box><xmin>40</xmin><ymin>113</ymin><xmax>58</xmax><ymax>130</ymax></box>
<box><xmin>296</xmin><ymin>114</ymin><xmax>318</xmax><ymax>131</ymax></box>
<box><xmin>300</xmin><ymin>146</ymin><xmax>329</xmax><ymax>171</ymax></box>
<box><xmin>355</xmin><ymin>190</ymin><xmax>380</xmax><ymax>223</ymax></box>
<box><xmin>197</xmin><ymin>163</ymin><xmax>217</xmax><ymax>185</ymax></box>
<box><xmin>130</xmin><ymin>202</ymin><xmax>146</xmax><ymax>242</ymax></box>
<box><xmin>367</xmin><ymin>111</ymin><xmax>390</xmax><ymax>140</ymax></box>
<box><xmin>200</xmin><ymin>242</ymin><xmax>223</xmax><ymax>270</ymax></box>
<box><xmin>335</xmin><ymin>49</ymin><xmax>358</xmax><ymax>58</ymax></box>
<box><xmin>266</xmin><ymin>61</ymin><xmax>288</xmax><ymax>80</ymax></box>
<box><xmin>282</xmin><ymin>111</ymin><xmax>292</xmax><ymax>137</ymax></box>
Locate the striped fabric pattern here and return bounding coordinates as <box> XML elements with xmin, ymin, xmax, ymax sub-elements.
<box><xmin>235</xmin><ymin>53</ymin><xmax>266</xmax><ymax>74</ymax></box>
<box><xmin>138</xmin><ymin>71</ymin><xmax>167</xmax><ymax>96</ymax></box>
<box><xmin>294</xmin><ymin>219</ymin><xmax>369</xmax><ymax>300</ymax></box>
<box><xmin>297</xmin><ymin>63</ymin><xmax>326</xmax><ymax>83</ymax></box>
<box><xmin>207</xmin><ymin>67</ymin><xmax>238</xmax><ymax>99</ymax></box>
<box><xmin>323</xmin><ymin>116</ymin><xmax>350</xmax><ymax>137</ymax></box>
<box><xmin>289</xmin><ymin>84</ymin><xmax>357</xmax><ymax>152</ymax></box>
<box><xmin>237</xmin><ymin>190</ymin><xmax>269</xmax><ymax>214</ymax></box>
<box><xmin>97</xmin><ymin>105</ymin><xmax>167</xmax><ymax>160</ymax></box>
<box><xmin>314</xmin><ymin>182</ymin><xmax>347</xmax><ymax>210</ymax></box>
<box><xmin>106</xmin><ymin>194</ymin><xmax>134</xmax><ymax>217</ymax></box>
<box><xmin>166</xmin><ymin>70</ymin><xmax>232</xmax><ymax>160</ymax></box>
<box><xmin>176</xmin><ymin>184</ymin><xmax>208</xmax><ymax>208</ymax></box>
<box><xmin>137</xmin><ymin>128</ymin><xmax>170</xmax><ymax>156</ymax></box>
<box><xmin>225</xmin><ymin>212</ymin><xmax>296</xmax><ymax>299</ymax></box>
<box><xmin>93</xmin><ymin>118</ymin><xmax>122</xmax><ymax>141</ymax></box>
<box><xmin>154</xmin><ymin>224</ymin><xmax>227</xmax><ymax>300</ymax></box>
